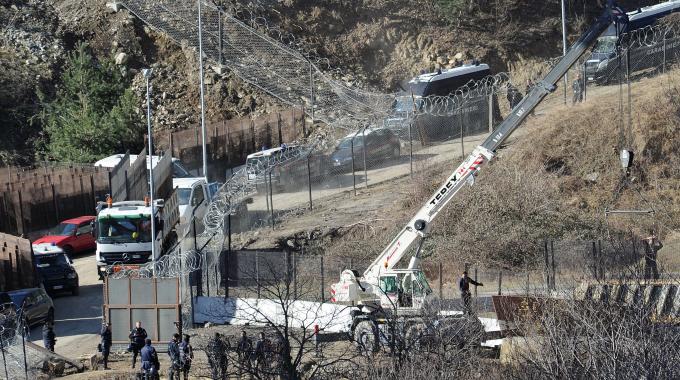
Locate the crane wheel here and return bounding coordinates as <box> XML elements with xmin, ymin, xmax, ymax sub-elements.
<box><xmin>353</xmin><ymin>320</ymin><xmax>379</xmax><ymax>354</ymax></box>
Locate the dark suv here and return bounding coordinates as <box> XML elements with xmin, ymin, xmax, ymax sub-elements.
<box><xmin>34</xmin><ymin>247</ymin><xmax>80</xmax><ymax>296</ymax></box>
<box><xmin>8</xmin><ymin>288</ymin><xmax>55</xmax><ymax>329</ymax></box>
<box><xmin>329</xmin><ymin>128</ymin><xmax>401</xmax><ymax>171</ymax></box>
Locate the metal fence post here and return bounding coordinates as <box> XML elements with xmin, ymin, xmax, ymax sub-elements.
<box><xmin>269</xmin><ymin>171</ymin><xmax>275</xmax><ymax>228</ymax></box>
<box><xmin>217</xmin><ymin>7</ymin><xmax>223</xmax><ymax>66</ymax></box>
<box><xmin>320</xmin><ymin>256</ymin><xmax>325</xmax><ymax>302</ymax></box>
<box><xmin>488</xmin><ymin>93</ymin><xmax>493</xmax><ymax>133</ymax></box>
<box><xmin>498</xmin><ymin>270</ymin><xmax>502</xmax><ymax>296</ymax></box>
<box><xmin>307</xmin><ymin>155</ymin><xmax>313</xmax><ymax>210</ymax></box>
<box><xmin>582</xmin><ymin>63</ymin><xmax>587</xmax><ymax>102</ymax></box>
<box><xmin>362</xmin><ymin>128</ymin><xmax>368</xmax><ymax>189</ymax></box>
<box><xmin>544</xmin><ymin>241</ymin><xmax>550</xmax><ymax>289</ymax></box>
<box><xmin>663</xmin><ymin>35</ymin><xmax>667</xmax><ymax>75</ymax></box>
<box><xmin>351</xmin><ymin>137</ymin><xmax>357</xmax><ymax>195</ymax></box>
<box><xmin>438</xmin><ymin>262</ymin><xmax>443</xmax><ymax>300</ymax></box>
<box><xmin>550</xmin><ymin>240</ymin><xmax>556</xmax><ymax>290</ymax></box>
<box><xmin>626</xmin><ymin>48</ymin><xmax>632</xmax><ymax>143</ymax></box>
<box><xmin>225</xmin><ymin>213</ymin><xmax>231</xmax><ymax>299</ymax></box>
<box><xmin>598</xmin><ymin>240</ymin><xmax>603</xmax><ymax>281</ymax></box>
<box><xmin>256</xmin><ymin>251</ymin><xmax>260</xmax><ymax>299</ymax></box>
<box><xmin>408</xmin><ymin>122</ymin><xmax>413</xmax><ymax>178</ymax></box>
<box><xmin>459</xmin><ymin>109</ymin><xmax>464</xmax><ymax>156</ymax></box>
<box><xmin>309</xmin><ymin>61</ymin><xmax>315</xmax><ymax>127</ymax></box>
<box><xmin>293</xmin><ymin>251</ymin><xmax>297</xmax><ymax>299</ymax></box>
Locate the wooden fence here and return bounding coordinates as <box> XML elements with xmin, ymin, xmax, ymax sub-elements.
<box><xmin>163</xmin><ymin>108</ymin><xmax>306</xmax><ymax>180</ymax></box>
<box><xmin>0</xmin><ymin>233</ymin><xmax>36</xmax><ymax>291</ymax></box>
<box><xmin>0</xmin><ymin>165</ymin><xmax>110</xmax><ymax>236</ymax></box>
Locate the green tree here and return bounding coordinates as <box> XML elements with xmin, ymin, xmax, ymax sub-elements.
<box><xmin>39</xmin><ymin>43</ymin><xmax>142</xmax><ymax>163</ymax></box>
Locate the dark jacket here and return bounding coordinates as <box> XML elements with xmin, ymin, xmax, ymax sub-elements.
<box><xmin>42</xmin><ymin>325</ymin><xmax>56</xmax><ymax>349</ymax></box>
<box><xmin>168</xmin><ymin>339</ymin><xmax>181</xmax><ymax>364</ymax></box>
<box><xmin>141</xmin><ymin>343</ymin><xmax>158</xmax><ymax>371</ymax></box>
<box><xmin>100</xmin><ymin>326</ymin><xmax>112</xmax><ymax>351</ymax></box>
<box><xmin>254</xmin><ymin>339</ymin><xmax>267</xmax><ymax>361</ymax></box>
<box><xmin>179</xmin><ymin>341</ymin><xmax>193</xmax><ymax>366</ymax></box>
<box><xmin>129</xmin><ymin>327</ymin><xmax>148</xmax><ymax>348</ymax></box>
<box><xmin>459</xmin><ymin>276</ymin><xmax>481</xmax><ymax>293</ymax></box>
<box><xmin>237</xmin><ymin>336</ymin><xmax>253</xmax><ymax>358</ymax></box>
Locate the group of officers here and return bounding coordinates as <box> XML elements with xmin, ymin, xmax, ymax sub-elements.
<box><xmin>100</xmin><ymin>322</ymin><xmax>282</xmax><ymax>379</ymax></box>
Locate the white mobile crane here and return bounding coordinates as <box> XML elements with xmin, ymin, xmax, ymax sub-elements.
<box><xmin>331</xmin><ymin>1</ymin><xmax>629</xmax><ymax>351</ymax></box>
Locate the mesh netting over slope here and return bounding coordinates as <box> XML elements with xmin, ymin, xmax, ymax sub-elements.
<box><xmin>121</xmin><ymin>0</ymin><xmax>394</xmax><ymax>128</ymax></box>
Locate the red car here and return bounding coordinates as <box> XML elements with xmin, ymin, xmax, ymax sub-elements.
<box><xmin>32</xmin><ymin>216</ymin><xmax>96</xmax><ymax>256</ymax></box>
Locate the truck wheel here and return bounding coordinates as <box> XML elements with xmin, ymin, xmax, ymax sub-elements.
<box><xmin>72</xmin><ymin>283</ymin><xmax>80</xmax><ymax>296</ymax></box>
<box><xmin>354</xmin><ymin>321</ymin><xmax>379</xmax><ymax>354</ymax></box>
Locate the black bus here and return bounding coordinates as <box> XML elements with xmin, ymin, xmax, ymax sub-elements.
<box><xmin>384</xmin><ymin>62</ymin><xmax>500</xmax><ymax>142</ymax></box>
<box><xmin>586</xmin><ymin>1</ymin><xmax>680</xmax><ymax>84</ymax></box>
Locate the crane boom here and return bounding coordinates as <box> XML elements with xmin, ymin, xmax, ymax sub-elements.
<box><xmin>332</xmin><ymin>1</ymin><xmax>628</xmax><ymax>303</ymax></box>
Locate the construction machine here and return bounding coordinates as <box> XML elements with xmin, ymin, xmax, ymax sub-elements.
<box><xmin>330</xmin><ymin>1</ymin><xmax>629</xmax><ymax>352</ymax></box>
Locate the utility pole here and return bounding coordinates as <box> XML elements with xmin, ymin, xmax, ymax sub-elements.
<box><xmin>198</xmin><ymin>0</ymin><xmax>209</xmax><ymax>180</ymax></box>
<box><xmin>561</xmin><ymin>0</ymin><xmax>568</xmax><ymax>105</ymax></box>
<box><xmin>143</xmin><ymin>68</ymin><xmax>157</xmax><ymax>277</ymax></box>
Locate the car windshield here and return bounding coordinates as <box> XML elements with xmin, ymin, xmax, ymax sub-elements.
<box><xmin>207</xmin><ymin>182</ymin><xmax>221</xmax><ymax>200</ymax></box>
<box><xmin>337</xmin><ymin>136</ymin><xmax>363</xmax><ymax>150</ymax></box>
<box><xmin>98</xmin><ymin>217</ymin><xmax>152</xmax><ymax>243</ymax></box>
<box><xmin>50</xmin><ymin>223</ymin><xmax>76</xmax><ymax>236</ymax></box>
<box><xmin>177</xmin><ymin>188</ymin><xmax>192</xmax><ymax>206</ymax></box>
<box><xmin>8</xmin><ymin>292</ymin><xmax>28</xmax><ymax>307</ymax></box>
<box><xmin>172</xmin><ymin>162</ymin><xmax>192</xmax><ymax>178</ymax></box>
<box><xmin>35</xmin><ymin>254</ymin><xmax>69</xmax><ymax>268</ymax></box>
<box><xmin>593</xmin><ymin>37</ymin><xmax>617</xmax><ymax>54</ymax></box>
<box><xmin>393</xmin><ymin>96</ymin><xmax>418</xmax><ymax>113</ymax></box>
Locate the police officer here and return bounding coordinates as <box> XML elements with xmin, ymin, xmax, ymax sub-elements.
<box><xmin>167</xmin><ymin>333</ymin><xmax>181</xmax><ymax>380</ymax></box>
<box><xmin>459</xmin><ymin>271</ymin><xmax>483</xmax><ymax>315</ymax></box>
<box><xmin>100</xmin><ymin>322</ymin><xmax>112</xmax><ymax>370</ymax></box>
<box><xmin>178</xmin><ymin>334</ymin><xmax>194</xmax><ymax>380</ymax></box>
<box><xmin>42</xmin><ymin>322</ymin><xmax>56</xmax><ymax>352</ymax></box>
<box><xmin>206</xmin><ymin>332</ymin><xmax>228</xmax><ymax>380</ymax></box>
<box><xmin>140</xmin><ymin>338</ymin><xmax>159</xmax><ymax>379</ymax></box>
<box><xmin>237</xmin><ymin>330</ymin><xmax>253</xmax><ymax>376</ymax></box>
<box><xmin>129</xmin><ymin>321</ymin><xmax>148</xmax><ymax>368</ymax></box>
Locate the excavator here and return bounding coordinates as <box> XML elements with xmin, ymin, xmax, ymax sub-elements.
<box><xmin>330</xmin><ymin>1</ymin><xmax>629</xmax><ymax>352</ymax></box>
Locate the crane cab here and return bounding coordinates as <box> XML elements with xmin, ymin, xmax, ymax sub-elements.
<box><xmin>378</xmin><ymin>270</ymin><xmax>433</xmax><ymax>313</ymax></box>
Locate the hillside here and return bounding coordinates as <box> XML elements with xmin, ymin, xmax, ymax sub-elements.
<box><xmin>231</xmin><ymin>69</ymin><xmax>680</xmax><ymax>271</ymax></box>
<box><xmin>0</xmin><ymin>0</ymin><xmax>660</xmax><ymax>163</ymax></box>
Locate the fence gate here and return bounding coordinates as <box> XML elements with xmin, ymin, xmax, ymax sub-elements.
<box><xmin>103</xmin><ymin>277</ymin><xmax>181</xmax><ymax>348</ymax></box>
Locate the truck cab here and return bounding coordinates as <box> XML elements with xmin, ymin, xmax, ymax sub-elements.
<box><xmin>173</xmin><ymin>177</ymin><xmax>223</xmax><ymax>234</ymax></box>
<box><xmin>378</xmin><ymin>270</ymin><xmax>432</xmax><ymax>312</ymax></box>
<box><xmin>94</xmin><ymin>199</ymin><xmax>163</xmax><ymax>279</ymax></box>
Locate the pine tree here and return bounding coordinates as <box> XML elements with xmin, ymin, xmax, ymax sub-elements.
<box><xmin>39</xmin><ymin>43</ymin><xmax>142</xmax><ymax>163</ymax></box>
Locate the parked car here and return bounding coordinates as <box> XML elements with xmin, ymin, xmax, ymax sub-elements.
<box><xmin>8</xmin><ymin>288</ymin><xmax>54</xmax><ymax>329</ymax></box>
<box><xmin>245</xmin><ymin>145</ymin><xmax>328</xmax><ymax>192</ymax></box>
<box><xmin>32</xmin><ymin>216</ymin><xmax>96</xmax><ymax>256</ymax></box>
<box><xmin>0</xmin><ymin>292</ymin><xmax>18</xmax><ymax>341</ymax></box>
<box><xmin>329</xmin><ymin>128</ymin><xmax>401</xmax><ymax>171</ymax></box>
<box><xmin>33</xmin><ymin>243</ymin><xmax>79</xmax><ymax>296</ymax></box>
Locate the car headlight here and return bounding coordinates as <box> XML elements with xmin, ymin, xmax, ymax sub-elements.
<box><xmin>67</xmin><ymin>272</ymin><xmax>77</xmax><ymax>279</ymax></box>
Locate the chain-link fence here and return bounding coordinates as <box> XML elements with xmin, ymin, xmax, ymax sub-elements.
<box><xmin>100</xmin><ymin>1</ymin><xmax>680</xmax><ymax>330</ymax></box>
